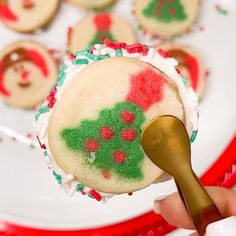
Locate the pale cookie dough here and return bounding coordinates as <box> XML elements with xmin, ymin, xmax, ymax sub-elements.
<box><xmin>133</xmin><ymin>0</ymin><xmax>200</xmax><ymax>37</ymax></box>
<box><xmin>35</xmin><ymin>41</ymin><xmax>199</xmax><ymax>201</ymax></box>
<box><xmin>0</xmin><ymin>41</ymin><xmax>58</xmax><ymax>108</ymax></box>
<box><xmin>69</xmin><ymin>13</ymin><xmax>136</xmax><ymax>52</ymax></box>
<box><xmin>0</xmin><ymin>0</ymin><xmax>60</xmax><ymax>32</ymax></box>
<box><xmin>67</xmin><ymin>0</ymin><xmax>115</xmax><ymax>9</ymax></box>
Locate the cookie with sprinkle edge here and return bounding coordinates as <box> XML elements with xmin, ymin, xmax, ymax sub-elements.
<box><xmin>35</xmin><ymin>40</ymin><xmax>199</xmax><ymax>202</ymax></box>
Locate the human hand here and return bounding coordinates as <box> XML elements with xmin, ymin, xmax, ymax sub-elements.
<box><xmin>153</xmin><ymin>186</ymin><xmax>236</xmax><ymax>231</ymax></box>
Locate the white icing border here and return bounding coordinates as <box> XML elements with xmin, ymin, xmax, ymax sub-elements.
<box><xmin>35</xmin><ymin>44</ymin><xmax>199</xmax><ymax>201</ymax></box>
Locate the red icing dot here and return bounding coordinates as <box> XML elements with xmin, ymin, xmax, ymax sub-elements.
<box><xmin>155</xmin><ymin>8</ymin><xmax>161</xmax><ymax>15</ymax></box>
<box><xmin>169</xmin><ymin>8</ymin><xmax>176</xmax><ymax>16</ymax></box>
<box><xmin>85</xmin><ymin>139</ymin><xmax>99</xmax><ymax>152</ymax></box>
<box><xmin>100</xmin><ymin>126</ymin><xmax>114</xmax><ymax>140</ymax></box>
<box><xmin>112</xmin><ymin>150</ymin><xmax>126</xmax><ymax>164</ymax></box>
<box><xmin>121</xmin><ymin>128</ymin><xmax>137</xmax><ymax>142</ymax></box>
<box><xmin>120</xmin><ymin>111</ymin><xmax>135</xmax><ymax>124</ymax></box>
<box><xmin>102</xmin><ymin>169</ymin><xmax>111</xmax><ymax>179</ymax></box>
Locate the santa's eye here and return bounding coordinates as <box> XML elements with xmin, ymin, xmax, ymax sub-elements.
<box><xmin>14</xmin><ymin>66</ymin><xmax>19</xmax><ymax>72</ymax></box>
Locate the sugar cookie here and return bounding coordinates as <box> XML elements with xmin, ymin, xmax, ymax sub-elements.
<box><xmin>133</xmin><ymin>0</ymin><xmax>200</xmax><ymax>37</ymax></box>
<box><xmin>160</xmin><ymin>43</ymin><xmax>206</xmax><ymax>98</ymax></box>
<box><xmin>35</xmin><ymin>41</ymin><xmax>198</xmax><ymax>201</ymax></box>
<box><xmin>66</xmin><ymin>0</ymin><xmax>115</xmax><ymax>10</ymax></box>
<box><xmin>0</xmin><ymin>0</ymin><xmax>59</xmax><ymax>32</ymax></box>
<box><xmin>0</xmin><ymin>41</ymin><xmax>58</xmax><ymax>108</ymax></box>
<box><xmin>69</xmin><ymin>13</ymin><xmax>136</xmax><ymax>52</ymax></box>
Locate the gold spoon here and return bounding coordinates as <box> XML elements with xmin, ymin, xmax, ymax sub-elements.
<box><xmin>141</xmin><ymin>115</ymin><xmax>223</xmax><ymax>236</ymax></box>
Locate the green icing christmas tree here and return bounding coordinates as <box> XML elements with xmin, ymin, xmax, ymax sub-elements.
<box><xmin>89</xmin><ymin>31</ymin><xmax>116</xmax><ymax>47</ymax></box>
<box><xmin>143</xmin><ymin>0</ymin><xmax>187</xmax><ymax>23</ymax></box>
<box><xmin>61</xmin><ymin>102</ymin><xmax>145</xmax><ymax>180</ymax></box>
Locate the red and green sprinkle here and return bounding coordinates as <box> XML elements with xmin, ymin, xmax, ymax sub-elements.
<box><xmin>190</xmin><ymin>130</ymin><xmax>198</xmax><ymax>143</ymax></box>
<box><xmin>53</xmin><ymin>171</ymin><xmax>62</xmax><ymax>185</ymax></box>
<box><xmin>76</xmin><ymin>183</ymin><xmax>84</xmax><ymax>192</ymax></box>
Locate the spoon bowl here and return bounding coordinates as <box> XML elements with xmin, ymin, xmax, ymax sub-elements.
<box><xmin>141</xmin><ymin>115</ymin><xmax>191</xmax><ymax>178</ymax></box>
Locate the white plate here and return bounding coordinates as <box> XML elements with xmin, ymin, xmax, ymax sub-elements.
<box><xmin>0</xmin><ymin>0</ymin><xmax>236</xmax><ymax>231</ymax></box>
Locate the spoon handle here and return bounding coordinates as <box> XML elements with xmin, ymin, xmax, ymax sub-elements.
<box><xmin>176</xmin><ymin>169</ymin><xmax>223</xmax><ymax>236</ymax></box>
<box><xmin>175</xmin><ymin>180</ymin><xmax>189</xmax><ymax>215</ymax></box>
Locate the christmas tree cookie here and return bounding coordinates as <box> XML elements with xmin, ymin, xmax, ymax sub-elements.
<box><xmin>35</xmin><ymin>40</ymin><xmax>199</xmax><ymax>201</ymax></box>
<box><xmin>134</xmin><ymin>0</ymin><xmax>200</xmax><ymax>37</ymax></box>
<box><xmin>66</xmin><ymin>0</ymin><xmax>116</xmax><ymax>10</ymax></box>
<box><xmin>0</xmin><ymin>0</ymin><xmax>60</xmax><ymax>32</ymax></box>
<box><xmin>69</xmin><ymin>13</ymin><xmax>136</xmax><ymax>53</ymax></box>
<box><xmin>0</xmin><ymin>40</ymin><xmax>58</xmax><ymax>108</ymax></box>
<box><xmin>159</xmin><ymin>43</ymin><xmax>206</xmax><ymax>98</ymax></box>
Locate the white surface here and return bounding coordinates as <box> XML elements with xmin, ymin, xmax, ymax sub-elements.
<box><xmin>206</xmin><ymin>216</ymin><xmax>236</xmax><ymax>236</ymax></box>
<box><xmin>0</xmin><ymin>0</ymin><xmax>236</xmax><ymax>233</ymax></box>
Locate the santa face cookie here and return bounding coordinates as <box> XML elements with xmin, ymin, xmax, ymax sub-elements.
<box><xmin>35</xmin><ymin>41</ymin><xmax>198</xmax><ymax>201</ymax></box>
<box><xmin>0</xmin><ymin>41</ymin><xmax>58</xmax><ymax>108</ymax></box>
<box><xmin>134</xmin><ymin>0</ymin><xmax>200</xmax><ymax>37</ymax></box>
<box><xmin>69</xmin><ymin>13</ymin><xmax>136</xmax><ymax>52</ymax></box>
<box><xmin>0</xmin><ymin>0</ymin><xmax>59</xmax><ymax>32</ymax></box>
<box><xmin>160</xmin><ymin>43</ymin><xmax>205</xmax><ymax>98</ymax></box>
<box><xmin>66</xmin><ymin>0</ymin><xmax>115</xmax><ymax>10</ymax></box>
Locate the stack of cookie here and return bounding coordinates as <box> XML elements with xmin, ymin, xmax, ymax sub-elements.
<box><xmin>0</xmin><ymin>0</ymin><xmax>206</xmax><ymax>200</ymax></box>
<box><xmin>0</xmin><ymin>0</ymin><xmax>207</xmax><ymax>109</ymax></box>
<box><xmin>0</xmin><ymin>0</ymin><xmax>60</xmax><ymax>108</ymax></box>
